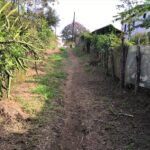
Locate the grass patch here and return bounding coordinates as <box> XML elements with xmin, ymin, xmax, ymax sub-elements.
<box><xmin>15</xmin><ymin>50</ymin><xmax>68</xmax><ymax>118</ymax></box>
<box><xmin>48</xmin><ymin>51</ymin><xmax>68</xmax><ymax>69</ymax></box>
<box><xmin>59</xmin><ymin>47</ymin><xmax>66</xmax><ymax>51</ymax></box>
<box><xmin>72</xmin><ymin>47</ymin><xmax>85</xmax><ymax>57</ymax></box>
<box><xmin>84</xmin><ymin>63</ymin><xmax>93</xmax><ymax>72</ymax></box>
<box><xmin>31</xmin><ymin>50</ymin><xmax>68</xmax><ymax>113</ymax></box>
<box><xmin>49</xmin><ymin>71</ymin><xmax>67</xmax><ymax>79</ymax></box>
<box><xmin>125</xmin><ymin>143</ymin><xmax>134</xmax><ymax>150</ymax></box>
<box><xmin>32</xmin><ymin>80</ymin><xmax>59</xmax><ymax>100</ymax></box>
<box><xmin>15</xmin><ymin>96</ymin><xmax>44</xmax><ymax>115</ymax></box>
<box><xmin>72</xmin><ymin>47</ymin><xmax>89</xmax><ymax>65</ymax></box>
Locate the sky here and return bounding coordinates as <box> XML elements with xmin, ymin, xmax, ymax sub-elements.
<box><xmin>53</xmin><ymin>0</ymin><xmax>122</xmax><ymax>35</ymax></box>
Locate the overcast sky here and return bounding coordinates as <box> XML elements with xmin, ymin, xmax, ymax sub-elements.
<box><xmin>53</xmin><ymin>0</ymin><xmax>122</xmax><ymax>35</ymax></box>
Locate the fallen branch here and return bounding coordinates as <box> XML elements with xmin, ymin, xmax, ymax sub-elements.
<box><xmin>117</xmin><ymin>113</ymin><xmax>134</xmax><ymax>118</ymax></box>
<box><xmin>109</xmin><ymin>109</ymin><xmax>134</xmax><ymax>118</ymax></box>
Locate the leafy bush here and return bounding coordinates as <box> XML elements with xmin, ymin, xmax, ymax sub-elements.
<box><xmin>59</xmin><ymin>47</ymin><xmax>65</xmax><ymax>51</ymax></box>
<box><xmin>130</xmin><ymin>33</ymin><xmax>149</xmax><ymax>45</ymax></box>
<box><xmin>80</xmin><ymin>32</ymin><xmax>92</xmax><ymax>42</ymax></box>
<box><xmin>91</xmin><ymin>33</ymin><xmax>121</xmax><ymax>52</ymax></box>
<box><xmin>0</xmin><ymin>1</ymin><xmax>56</xmax><ymax>97</ymax></box>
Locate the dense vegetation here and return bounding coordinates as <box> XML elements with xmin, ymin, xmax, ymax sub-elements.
<box><xmin>115</xmin><ymin>0</ymin><xmax>150</xmax><ymax>37</ymax></box>
<box><xmin>0</xmin><ymin>0</ymin><xmax>57</xmax><ymax>98</ymax></box>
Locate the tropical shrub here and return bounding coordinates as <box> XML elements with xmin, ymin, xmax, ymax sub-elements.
<box><xmin>80</xmin><ymin>32</ymin><xmax>92</xmax><ymax>53</ymax></box>
<box><xmin>0</xmin><ymin>1</ymin><xmax>56</xmax><ymax>97</ymax></box>
<box><xmin>130</xmin><ymin>33</ymin><xmax>150</xmax><ymax>45</ymax></box>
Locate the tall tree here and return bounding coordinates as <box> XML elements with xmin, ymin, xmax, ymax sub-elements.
<box><xmin>44</xmin><ymin>7</ymin><xmax>59</xmax><ymax>27</ymax></box>
<box><xmin>115</xmin><ymin>0</ymin><xmax>150</xmax><ymax>33</ymax></box>
<box><xmin>115</xmin><ymin>0</ymin><xmax>144</xmax><ymax>37</ymax></box>
<box><xmin>61</xmin><ymin>22</ymin><xmax>88</xmax><ymax>41</ymax></box>
<box><xmin>140</xmin><ymin>0</ymin><xmax>150</xmax><ymax>28</ymax></box>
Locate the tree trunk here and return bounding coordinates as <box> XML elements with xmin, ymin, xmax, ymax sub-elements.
<box><xmin>34</xmin><ymin>53</ymin><xmax>39</xmax><ymax>76</ymax></box>
<box><xmin>104</xmin><ymin>50</ymin><xmax>109</xmax><ymax>76</ymax></box>
<box><xmin>86</xmin><ymin>41</ymin><xmax>90</xmax><ymax>53</ymax></box>
<box><xmin>135</xmin><ymin>44</ymin><xmax>141</xmax><ymax>95</ymax></box>
<box><xmin>83</xmin><ymin>41</ymin><xmax>86</xmax><ymax>52</ymax></box>
<box><xmin>96</xmin><ymin>50</ymin><xmax>99</xmax><ymax>58</ymax></box>
<box><xmin>110</xmin><ymin>48</ymin><xmax>115</xmax><ymax>79</ymax></box>
<box><xmin>120</xmin><ymin>37</ymin><xmax>126</xmax><ymax>88</ymax></box>
<box><xmin>7</xmin><ymin>72</ymin><xmax>12</xmax><ymax>99</ymax></box>
<box><xmin>99</xmin><ymin>52</ymin><xmax>102</xmax><ymax>61</ymax></box>
<box><xmin>102</xmin><ymin>52</ymin><xmax>105</xmax><ymax>68</ymax></box>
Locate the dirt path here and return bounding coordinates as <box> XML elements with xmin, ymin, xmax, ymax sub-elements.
<box><xmin>60</xmin><ymin>49</ymin><xmax>84</xmax><ymax>150</ymax></box>
<box><xmin>60</xmin><ymin>50</ymin><xmax>112</xmax><ymax>150</ymax></box>
<box><xmin>58</xmin><ymin>49</ymin><xmax>150</xmax><ymax>150</ymax></box>
<box><xmin>1</xmin><ymin>49</ymin><xmax>149</xmax><ymax>150</ymax></box>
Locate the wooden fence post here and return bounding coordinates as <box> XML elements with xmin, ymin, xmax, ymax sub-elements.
<box><xmin>135</xmin><ymin>38</ymin><xmax>141</xmax><ymax>95</ymax></box>
<box><xmin>110</xmin><ymin>48</ymin><xmax>115</xmax><ymax>79</ymax></box>
<box><xmin>120</xmin><ymin>36</ymin><xmax>126</xmax><ymax>88</ymax></box>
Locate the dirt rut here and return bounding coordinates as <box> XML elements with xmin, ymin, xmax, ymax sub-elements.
<box><xmin>60</xmin><ymin>50</ymin><xmax>110</xmax><ymax>150</ymax></box>
<box><xmin>58</xmin><ymin>49</ymin><xmax>150</xmax><ymax>150</ymax></box>
<box><xmin>60</xmin><ymin>50</ymin><xmax>84</xmax><ymax>150</ymax></box>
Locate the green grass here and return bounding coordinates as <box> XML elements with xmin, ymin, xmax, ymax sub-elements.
<box><xmin>32</xmin><ymin>50</ymin><xmax>68</xmax><ymax>102</ymax></box>
<box><xmin>49</xmin><ymin>72</ymin><xmax>67</xmax><ymax>79</ymax></box>
<box><xmin>84</xmin><ymin>63</ymin><xmax>93</xmax><ymax>72</ymax></box>
<box><xmin>72</xmin><ymin>47</ymin><xmax>89</xmax><ymax>64</ymax></box>
<box><xmin>15</xmin><ymin>50</ymin><xmax>68</xmax><ymax>118</ymax></box>
<box><xmin>125</xmin><ymin>143</ymin><xmax>134</xmax><ymax>150</ymax></box>
<box><xmin>15</xmin><ymin>96</ymin><xmax>42</xmax><ymax>115</ymax></box>
<box><xmin>72</xmin><ymin>47</ymin><xmax>85</xmax><ymax>57</ymax></box>
<box><xmin>32</xmin><ymin>80</ymin><xmax>59</xmax><ymax>100</ymax></box>
<box><xmin>28</xmin><ymin>50</ymin><xmax>68</xmax><ymax>123</ymax></box>
<box><xmin>59</xmin><ymin>47</ymin><xmax>66</xmax><ymax>51</ymax></box>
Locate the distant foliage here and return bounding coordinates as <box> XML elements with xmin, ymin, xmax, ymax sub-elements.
<box><xmin>115</xmin><ymin>0</ymin><xmax>150</xmax><ymax>36</ymax></box>
<box><xmin>61</xmin><ymin>22</ymin><xmax>88</xmax><ymax>41</ymax></box>
<box><xmin>141</xmin><ymin>17</ymin><xmax>150</xmax><ymax>29</ymax></box>
<box><xmin>80</xmin><ymin>32</ymin><xmax>92</xmax><ymax>42</ymax></box>
<box><xmin>59</xmin><ymin>47</ymin><xmax>65</xmax><ymax>51</ymax></box>
<box><xmin>44</xmin><ymin>7</ymin><xmax>59</xmax><ymax>28</ymax></box>
<box><xmin>91</xmin><ymin>33</ymin><xmax>121</xmax><ymax>52</ymax></box>
<box><xmin>130</xmin><ymin>33</ymin><xmax>150</xmax><ymax>45</ymax></box>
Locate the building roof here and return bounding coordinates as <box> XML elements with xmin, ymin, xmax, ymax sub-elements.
<box><xmin>91</xmin><ymin>24</ymin><xmax>123</xmax><ymax>35</ymax></box>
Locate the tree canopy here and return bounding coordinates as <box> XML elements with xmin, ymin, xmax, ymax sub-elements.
<box><xmin>61</xmin><ymin>22</ymin><xmax>88</xmax><ymax>41</ymax></box>
<box><xmin>115</xmin><ymin>0</ymin><xmax>150</xmax><ymax>36</ymax></box>
<box><xmin>44</xmin><ymin>7</ymin><xmax>59</xmax><ymax>27</ymax></box>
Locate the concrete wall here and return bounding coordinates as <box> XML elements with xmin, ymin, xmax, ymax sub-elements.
<box><xmin>125</xmin><ymin>45</ymin><xmax>150</xmax><ymax>88</ymax></box>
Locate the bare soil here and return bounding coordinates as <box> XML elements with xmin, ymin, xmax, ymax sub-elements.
<box><xmin>0</xmin><ymin>49</ymin><xmax>150</xmax><ymax>150</ymax></box>
<box><xmin>58</xmin><ymin>50</ymin><xmax>150</xmax><ymax>150</ymax></box>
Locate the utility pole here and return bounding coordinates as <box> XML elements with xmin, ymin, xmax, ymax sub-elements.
<box><xmin>72</xmin><ymin>12</ymin><xmax>75</xmax><ymax>42</ymax></box>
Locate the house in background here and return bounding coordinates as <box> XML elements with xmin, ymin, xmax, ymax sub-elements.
<box><xmin>92</xmin><ymin>24</ymin><xmax>122</xmax><ymax>36</ymax></box>
<box><xmin>122</xmin><ymin>5</ymin><xmax>150</xmax><ymax>38</ymax></box>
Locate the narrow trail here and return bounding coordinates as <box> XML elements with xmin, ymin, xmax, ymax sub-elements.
<box><xmin>60</xmin><ymin>50</ymin><xmax>84</xmax><ymax>150</ymax></box>
<box><xmin>1</xmin><ymin>49</ymin><xmax>149</xmax><ymax>149</ymax></box>
<box><xmin>58</xmin><ymin>49</ymin><xmax>150</xmax><ymax>150</ymax></box>
<box><xmin>59</xmin><ymin>50</ymin><xmax>111</xmax><ymax>150</ymax></box>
